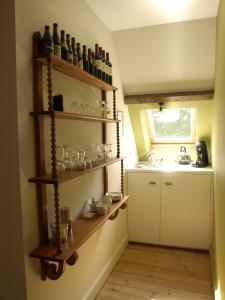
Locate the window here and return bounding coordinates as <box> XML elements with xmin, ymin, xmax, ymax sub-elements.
<box><xmin>147</xmin><ymin>108</ymin><xmax>196</xmax><ymax>143</ymax></box>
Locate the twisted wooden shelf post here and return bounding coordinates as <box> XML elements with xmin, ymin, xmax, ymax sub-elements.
<box><xmin>47</xmin><ymin>56</ymin><xmax>62</xmax><ymax>256</ymax></box>
<box><xmin>113</xmin><ymin>90</ymin><xmax>124</xmax><ymax>197</ymax></box>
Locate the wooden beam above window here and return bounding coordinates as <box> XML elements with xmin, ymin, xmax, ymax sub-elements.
<box><xmin>124</xmin><ymin>90</ymin><xmax>214</xmax><ymax>104</ymax></box>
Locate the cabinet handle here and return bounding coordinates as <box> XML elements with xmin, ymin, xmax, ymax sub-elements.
<box><xmin>148</xmin><ymin>181</ymin><xmax>156</xmax><ymax>185</ymax></box>
<box><xmin>164</xmin><ymin>181</ymin><xmax>173</xmax><ymax>186</ymax></box>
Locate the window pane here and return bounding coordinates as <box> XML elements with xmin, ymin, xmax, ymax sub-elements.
<box><xmin>148</xmin><ymin>108</ymin><xmax>195</xmax><ymax>143</ymax></box>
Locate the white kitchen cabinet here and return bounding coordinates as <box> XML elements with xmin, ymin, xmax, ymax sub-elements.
<box><xmin>127</xmin><ymin>170</ymin><xmax>213</xmax><ymax>249</ymax></box>
<box><xmin>160</xmin><ymin>173</ymin><xmax>212</xmax><ymax>249</ymax></box>
<box><xmin>127</xmin><ymin>172</ymin><xmax>161</xmax><ymax>244</ymax></box>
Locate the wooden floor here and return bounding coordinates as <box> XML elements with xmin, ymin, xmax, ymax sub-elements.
<box><xmin>96</xmin><ymin>243</ymin><xmax>213</xmax><ymax>300</ymax></box>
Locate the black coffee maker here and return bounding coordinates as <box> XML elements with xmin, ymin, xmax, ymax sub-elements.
<box><xmin>193</xmin><ymin>141</ymin><xmax>209</xmax><ymax>167</ymax></box>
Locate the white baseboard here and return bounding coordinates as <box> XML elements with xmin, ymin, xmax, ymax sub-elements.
<box><xmin>83</xmin><ymin>235</ymin><xmax>128</xmax><ymax>300</ymax></box>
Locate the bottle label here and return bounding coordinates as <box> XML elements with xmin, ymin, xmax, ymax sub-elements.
<box><xmin>102</xmin><ymin>62</ymin><xmax>106</xmax><ymax>73</ymax></box>
<box><xmin>96</xmin><ymin>59</ymin><xmax>102</xmax><ymax>71</ymax></box>
<box><xmin>108</xmin><ymin>66</ymin><xmax>112</xmax><ymax>76</ymax></box>
<box><xmin>69</xmin><ymin>52</ymin><xmax>73</xmax><ymax>64</ymax></box>
<box><xmin>54</xmin><ymin>44</ymin><xmax>61</xmax><ymax>57</ymax></box>
<box><xmin>43</xmin><ymin>41</ymin><xmax>54</xmax><ymax>55</ymax></box>
<box><xmin>105</xmin><ymin>64</ymin><xmax>109</xmax><ymax>75</ymax></box>
<box><xmin>73</xmin><ymin>55</ymin><xmax>78</xmax><ymax>65</ymax></box>
<box><xmin>78</xmin><ymin>58</ymin><xmax>83</xmax><ymax>69</ymax></box>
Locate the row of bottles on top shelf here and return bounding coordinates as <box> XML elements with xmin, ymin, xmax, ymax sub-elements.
<box><xmin>40</xmin><ymin>24</ymin><xmax>113</xmax><ymax>85</ymax></box>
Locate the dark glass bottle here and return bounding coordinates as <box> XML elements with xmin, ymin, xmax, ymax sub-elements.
<box><xmin>102</xmin><ymin>49</ymin><xmax>106</xmax><ymax>82</ymax></box>
<box><xmin>66</xmin><ymin>34</ymin><xmax>73</xmax><ymax>64</ymax></box>
<box><xmin>95</xmin><ymin>44</ymin><xmax>102</xmax><ymax>79</ymax></box>
<box><xmin>104</xmin><ymin>50</ymin><xmax>109</xmax><ymax>83</ymax></box>
<box><xmin>71</xmin><ymin>37</ymin><xmax>78</xmax><ymax>65</ymax></box>
<box><xmin>106</xmin><ymin>52</ymin><xmax>112</xmax><ymax>85</ymax></box>
<box><xmin>88</xmin><ymin>48</ymin><xmax>93</xmax><ymax>75</ymax></box>
<box><xmin>82</xmin><ymin>45</ymin><xmax>88</xmax><ymax>72</ymax></box>
<box><xmin>60</xmin><ymin>30</ymin><xmax>69</xmax><ymax>62</ymax></box>
<box><xmin>99</xmin><ymin>47</ymin><xmax>104</xmax><ymax>81</ymax></box>
<box><xmin>76</xmin><ymin>43</ymin><xmax>83</xmax><ymax>69</ymax></box>
<box><xmin>52</xmin><ymin>23</ymin><xmax>61</xmax><ymax>58</ymax></box>
<box><xmin>41</xmin><ymin>25</ymin><xmax>54</xmax><ymax>56</ymax></box>
<box><xmin>92</xmin><ymin>51</ymin><xmax>97</xmax><ymax>77</ymax></box>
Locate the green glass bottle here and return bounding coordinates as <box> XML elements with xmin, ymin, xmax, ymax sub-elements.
<box><xmin>52</xmin><ymin>23</ymin><xmax>61</xmax><ymax>58</ymax></box>
<box><xmin>106</xmin><ymin>52</ymin><xmax>112</xmax><ymax>85</ymax></box>
<box><xmin>71</xmin><ymin>37</ymin><xmax>78</xmax><ymax>65</ymax></box>
<box><xmin>60</xmin><ymin>30</ymin><xmax>69</xmax><ymax>62</ymax></box>
<box><xmin>41</xmin><ymin>25</ymin><xmax>54</xmax><ymax>56</ymax></box>
<box><xmin>66</xmin><ymin>33</ymin><xmax>73</xmax><ymax>64</ymax></box>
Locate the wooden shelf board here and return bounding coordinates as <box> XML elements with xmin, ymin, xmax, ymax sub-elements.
<box><xmin>30</xmin><ymin>195</ymin><xmax>129</xmax><ymax>262</ymax></box>
<box><xmin>36</xmin><ymin>55</ymin><xmax>117</xmax><ymax>91</ymax></box>
<box><xmin>29</xmin><ymin>157</ymin><xmax>123</xmax><ymax>184</ymax></box>
<box><xmin>30</xmin><ymin>111</ymin><xmax>120</xmax><ymax>123</ymax></box>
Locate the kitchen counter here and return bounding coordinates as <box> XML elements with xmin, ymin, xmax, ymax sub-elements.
<box><xmin>126</xmin><ymin>162</ymin><xmax>213</xmax><ymax>174</ymax></box>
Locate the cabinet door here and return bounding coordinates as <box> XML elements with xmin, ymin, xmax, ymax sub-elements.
<box><xmin>160</xmin><ymin>173</ymin><xmax>212</xmax><ymax>249</ymax></box>
<box><xmin>127</xmin><ymin>172</ymin><xmax>161</xmax><ymax>244</ymax></box>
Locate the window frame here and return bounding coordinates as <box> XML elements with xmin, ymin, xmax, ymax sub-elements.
<box><xmin>146</xmin><ymin>107</ymin><xmax>196</xmax><ymax>144</ymax></box>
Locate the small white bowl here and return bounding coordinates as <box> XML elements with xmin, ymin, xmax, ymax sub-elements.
<box><xmin>96</xmin><ymin>203</ymin><xmax>110</xmax><ymax>214</ymax></box>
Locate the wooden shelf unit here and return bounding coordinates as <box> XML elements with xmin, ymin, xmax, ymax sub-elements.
<box><xmin>29</xmin><ymin>157</ymin><xmax>123</xmax><ymax>184</ymax></box>
<box><xmin>30</xmin><ymin>195</ymin><xmax>129</xmax><ymax>263</ymax></box>
<box><xmin>30</xmin><ymin>32</ymin><xmax>127</xmax><ymax>281</ymax></box>
<box><xmin>30</xmin><ymin>111</ymin><xmax>120</xmax><ymax>123</ymax></box>
<box><xmin>36</xmin><ymin>55</ymin><xmax>117</xmax><ymax>91</ymax></box>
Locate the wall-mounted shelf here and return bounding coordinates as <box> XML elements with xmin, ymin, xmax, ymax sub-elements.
<box><xmin>36</xmin><ymin>55</ymin><xmax>117</xmax><ymax>91</ymax></box>
<box><xmin>30</xmin><ymin>111</ymin><xmax>120</xmax><ymax>123</ymax></box>
<box><xmin>29</xmin><ymin>157</ymin><xmax>123</xmax><ymax>184</ymax></box>
<box><xmin>30</xmin><ymin>32</ymin><xmax>127</xmax><ymax>281</ymax></box>
<box><xmin>30</xmin><ymin>195</ymin><xmax>129</xmax><ymax>263</ymax></box>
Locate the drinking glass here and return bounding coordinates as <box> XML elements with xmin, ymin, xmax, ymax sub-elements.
<box><xmin>86</xmin><ymin>144</ymin><xmax>99</xmax><ymax>166</ymax></box>
<box><xmin>74</xmin><ymin>148</ymin><xmax>86</xmax><ymax>171</ymax></box>
<box><xmin>106</xmin><ymin>143</ymin><xmax>113</xmax><ymax>160</ymax></box>
<box><xmin>56</xmin><ymin>145</ymin><xmax>65</xmax><ymax>162</ymax></box>
<box><xmin>63</xmin><ymin>145</ymin><xmax>73</xmax><ymax>170</ymax></box>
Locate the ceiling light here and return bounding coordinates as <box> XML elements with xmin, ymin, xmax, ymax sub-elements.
<box><xmin>154</xmin><ymin>0</ymin><xmax>191</xmax><ymax>17</ymax></box>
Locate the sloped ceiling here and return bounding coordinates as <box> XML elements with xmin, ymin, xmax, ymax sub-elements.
<box><xmin>84</xmin><ymin>0</ymin><xmax>219</xmax><ymax>31</ymax></box>
<box><xmin>84</xmin><ymin>1</ymin><xmax>219</xmax><ymax>94</ymax></box>
<box><xmin>113</xmin><ymin>18</ymin><xmax>216</xmax><ymax>94</ymax></box>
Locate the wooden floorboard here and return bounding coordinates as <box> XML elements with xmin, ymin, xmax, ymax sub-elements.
<box><xmin>96</xmin><ymin>243</ymin><xmax>213</xmax><ymax>300</ymax></box>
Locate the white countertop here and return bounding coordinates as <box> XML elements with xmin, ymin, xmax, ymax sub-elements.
<box><xmin>126</xmin><ymin>162</ymin><xmax>214</xmax><ymax>174</ymax></box>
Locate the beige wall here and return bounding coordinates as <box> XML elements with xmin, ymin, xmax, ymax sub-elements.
<box><xmin>15</xmin><ymin>0</ymin><xmax>136</xmax><ymax>299</ymax></box>
<box><xmin>113</xmin><ymin>18</ymin><xmax>216</xmax><ymax>94</ymax></box>
<box><xmin>0</xmin><ymin>0</ymin><xmax>27</xmax><ymax>299</ymax></box>
<box><xmin>211</xmin><ymin>0</ymin><xmax>225</xmax><ymax>299</ymax></box>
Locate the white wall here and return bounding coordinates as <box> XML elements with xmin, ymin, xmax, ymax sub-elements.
<box><xmin>113</xmin><ymin>18</ymin><xmax>216</xmax><ymax>94</ymax></box>
<box><xmin>15</xmin><ymin>0</ymin><xmax>136</xmax><ymax>299</ymax></box>
<box><xmin>0</xmin><ymin>0</ymin><xmax>27</xmax><ymax>299</ymax></box>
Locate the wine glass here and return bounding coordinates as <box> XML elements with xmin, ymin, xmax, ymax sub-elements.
<box><xmin>63</xmin><ymin>145</ymin><xmax>73</xmax><ymax>170</ymax></box>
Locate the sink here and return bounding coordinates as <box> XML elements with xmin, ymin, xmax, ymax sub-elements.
<box><xmin>135</xmin><ymin>162</ymin><xmax>161</xmax><ymax>169</ymax></box>
<box><xmin>135</xmin><ymin>161</ymin><xmax>194</xmax><ymax>171</ymax></box>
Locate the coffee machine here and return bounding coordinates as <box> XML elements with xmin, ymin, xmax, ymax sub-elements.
<box><xmin>192</xmin><ymin>141</ymin><xmax>209</xmax><ymax>167</ymax></box>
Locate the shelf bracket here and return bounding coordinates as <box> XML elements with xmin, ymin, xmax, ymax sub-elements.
<box><xmin>41</xmin><ymin>250</ymin><xmax>79</xmax><ymax>280</ymax></box>
<box><xmin>120</xmin><ymin>201</ymin><xmax>127</xmax><ymax>210</ymax></box>
<box><xmin>109</xmin><ymin>209</ymin><xmax>119</xmax><ymax>220</ymax></box>
<box><xmin>66</xmin><ymin>251</ymin><xmax>79</xmax><ymax>266</ymax></box>
<box><xmin>42</xmin><ymin>260</ymin><xmax>65</xmax><ymax>281</ymax></box>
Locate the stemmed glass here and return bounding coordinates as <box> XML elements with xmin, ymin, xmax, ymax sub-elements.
<box><xmin>74</xmin><ymin>148</ymin><xmax>86</xmax><ymax>171</ymax></box>
<box><xmin>56</xmin><ymin>145</ymin><xmax>66</xmax><ymax>174</ymax></box>
<box><xmin>63</xmin><ymin>145</ymin><xmax>74</xmax><ymax>170</ymax></box>
<box><xmin>70</xmin><ymin>100</ymin><xmax>80</xmax><ymax>114</ymax></box>
<box><xmin>96</xmin><ymin>100</ymin><xmax>111</xmax><ymax>118</ymax></box>
<box><xmin>106</xmin><ymin>144</ymin><xmax>113</xmax><ymax>161</ymax></box>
